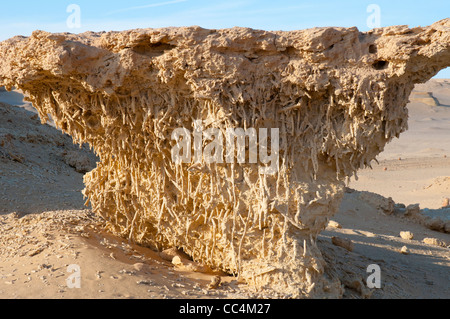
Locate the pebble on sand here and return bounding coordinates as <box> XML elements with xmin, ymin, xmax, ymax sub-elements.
<box><xmin>331</xmin><ymin>237</ymin><xmax>354</xmax><ymax>252</ymax></box>
<box><xmin>400</xmin><ymin>246</ymin><xmax>410</xmax><ymax>255</ymax></box>
<box><xmin>400</xmin><ymin>231</ymin><xmax>414</xmax><ymax>240</ymax></box>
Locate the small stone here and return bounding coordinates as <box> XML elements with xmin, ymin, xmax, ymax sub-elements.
<box><xmin>137</xmin><ymin>280</ymin><xmax>154</xmax><ymax>286</ymax></box>
<box><xmin>400</xmin><ymin>246</ymin><xmax>410</xmax><ymax>255</ymax></box>
<box><xmin>423</xmin><ymin>237</ymin><xmax>447</xmax><ymax>247</ymax></box>
<box><xmin>405</xmin><ymin>204</ymin><xmax>420</xmax><ymax>216</ymax></box>
<box><xmin>133</xmin><ymin>263</ymin><xmax>145</xmax><ymax>272</ymax></box>
<box><xmin>399</xmin><ymin>231</ymin><xmax>414</xmax><ymax>240</ymax></box>
<box><xmin>208</xmin><ymin>276</ymin><xmax>222</xmax><ymax>289</ymax></box>
<box><xmin>442</xmin><ymin>198</ymin><xmax>449</xmax><ymax>208</ymax></box>
<box><xmin>172</xmin><ymin>256</ymin><xmax>182</xmax><ymax>266</ymax></box>
<box><xmin>331</xmin><ymin>236</ymin><xmax>354</xmax><ymax>252</ymax></box>
<box><xmin>327</xmin><ymin>220</ymin><xmax>342</xmax><ymax>229</ymax></box>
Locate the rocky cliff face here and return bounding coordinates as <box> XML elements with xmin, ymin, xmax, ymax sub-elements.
<box><xmin>0</xmin><ymin>19</ymin><xmax>449</xmax><ymax>298</ymax></box>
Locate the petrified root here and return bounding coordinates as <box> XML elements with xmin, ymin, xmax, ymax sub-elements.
<box><xmin>0</xmin><ymin>20</ymin><xmax>450</xmax><ymax>298</ymax></box>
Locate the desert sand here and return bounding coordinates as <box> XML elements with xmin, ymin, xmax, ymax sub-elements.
<box><xmin>0</xmin><ymin>78</ymin><xmax>448</xmax><ymax>299</ymax></box>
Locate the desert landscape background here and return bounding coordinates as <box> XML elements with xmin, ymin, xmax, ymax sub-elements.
<box><xmin>0</xmin><ymin>77</ymin><xmax>448</xmax><ymax>299</ymax></box>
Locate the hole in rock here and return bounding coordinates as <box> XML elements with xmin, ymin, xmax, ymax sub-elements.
<box><xmin>372</xmin><ymin>60</ymin><xmax>389</xmax><ymax>70</ymax></box>
<box><xmin>369</xmin><ymin>44</ymin><xmax>377</xmax><ymax>54</ymax></box>
<box><xmin>132</xmin><ymin>42</ymin><xmax>176</xmax><ymax>57</ymax></box>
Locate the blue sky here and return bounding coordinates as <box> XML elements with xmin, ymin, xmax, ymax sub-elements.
<box><xmin>1</xmin><ymin>0</ymin><xmax>449</xmax><ymax>77</ymax></box>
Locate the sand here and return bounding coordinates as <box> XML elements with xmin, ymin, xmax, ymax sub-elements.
<box><xmin>0</xmin><ymin>79</ymin><xmax>449</xmax><ymax>299</ymax></box>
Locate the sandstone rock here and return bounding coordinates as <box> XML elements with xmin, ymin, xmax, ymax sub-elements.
<box><xmin>1</xmin><ymin>20</ymin><xmax>449</xmax><ymax>298</ymax></box>
<box><xmin>423</xmin><ymin>237</ymin><xmax>447</xmax><ymax>247</ymax></box>
<box><xmin>208</xmin><ymin>276</ymin><xmax>222</xmax><ymax>290</ymax></box>
<box><xmin>405</xmin><ymin>204</ymin><xmax>421</xmax><ymax>216</ymax></box>
<box><xmin>425</xmin><ymin>218</ymin><xmax>445</xmax><ymax>232</ymax></box>
<box><xmin>359</xmin><ymin>191</ymin><xmax>395</xmax><ymax>214</ymax></box>
<box><xmin>331</xmin><ymin>236</ymin><xmax>354</xmax><ymax>252</ymax></box>
<box><xmin>400</xmin><ymin>231</ymin><xmax>414</xmax><ymax>240</ymax></box>
<box><xmin>61</xmin><ymin>150</ymin><xmax>94</xmax><ymax>174</ymax></box>
<box><xmin>328</xmin><ymin>220</ymin><xmax>342</xmax><ymax>229</ymax></box>
<box><xmin>400</xmin><ymin>246</ymin><xmax>410</xmax><ymax>255</ymax></box>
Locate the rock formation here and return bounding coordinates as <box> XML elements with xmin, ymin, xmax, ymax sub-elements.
<box><xmin>0</xmin><ymin>19</ymin><xmax>449</xmax><ymax>298</ymax></box>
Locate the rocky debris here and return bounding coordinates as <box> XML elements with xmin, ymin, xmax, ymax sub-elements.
<box><xmin>400</xmin><ymin>246</ymin><xmax>410</xmax><ymax>255</ymax></box>
<box><xmin>0</xmin><ymin>210</ymin><xmax>102</xmax><ymax>260</ymax></box>
<box><xmin>399</xmin><ymin>231</ymin><xmax>414</xmax><ymax>240</ymax></box>
<box><xmin>405</xmin><ymin>204</ymin><xmax>421</xmax><ymax>216</ymax></box>
<box><xmin>342</xmin><ymin>276</ymin><xmax>373</xmax><ymax>299</ymax></box>
<box><xmin>327</xmin><ymin>220</ymin><xmax>342</xmax><ymax>229</ymax></box>
<box><xmin>423</xmin><ymin>237</ymin><xmax>448</xmax><ymax>248</ymax></box>
<box><xmin>331</xmin><ymin>237</ymin><xmax>354</xmax><ymax>252</ymax></box>
<box><xmin>1</xmin><ymin>20</ymin><xmax>449</xmax><ymax>298</ymax></box>
<box><xmin>358</xmin><ymin>191</ymin><xmax>395</xmax><ymax>215</ymax></box>
<box><xmin>208</xmin><ymin>276</ymin><xmax>222</xmax><ymax>290</ymax></box>
<box><xmin>61</xmin><ymin>150</ymin><xmax>96</xmax><ymax>174</ymax></box>
<box><xmin>171</xmin><ymin>255</ymin><xmax>213</xmax><ymax>274</ymax></box>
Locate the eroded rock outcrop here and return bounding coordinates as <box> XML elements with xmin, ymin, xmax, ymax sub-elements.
<box><xmin>0</xmin><ymin>19</ymin><xmax>449</xmax><ymax>298</ymax></box>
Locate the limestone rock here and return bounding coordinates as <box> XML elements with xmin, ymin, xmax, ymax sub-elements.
<box><xmin>0</xmin><ymin>19</ymin><xmax>450</xmax><ymax>298</ymax></box>
<box><xmin>331</xmin><ymin>236</ymin><xmax>354</xmax><ymax>252</ymax></box>
<box><xmin>405</xmin><ymin>204</ymin><xmax>421</xmax><ymax>216</ymax></box>
<box><xmin>399</xmin><ymin>231</ymin><xmax>414</xmax><ymax>240</ymax></box>
<box><xmin>423</xmin><ymin>237</ymin><xmax>447</xmax><ymax>248</ymax></box>
<box><xmin>327</xmin><ymin>220</ymin><xmax>342</xmax><ymax>229</ymax></box>
<box><xmin>400</xmin><ymin>246</ymin><xmax>410</xmax><ymax>255</ymax></box>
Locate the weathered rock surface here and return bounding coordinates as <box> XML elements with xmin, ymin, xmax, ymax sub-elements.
<box><xmin>0</xmin><ymin>19</ymin><xmax>449</xmax><ymax>298</ymax></box>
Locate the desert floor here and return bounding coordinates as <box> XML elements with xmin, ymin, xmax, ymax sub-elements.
<box><xmin>0</xmin><ymin>80</ymin><xmax>448</xmax><ymax>299</ymax></box>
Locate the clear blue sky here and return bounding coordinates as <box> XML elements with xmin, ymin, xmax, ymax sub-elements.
<box><xmin>1</xmin><ymin>0</ymin><xmax>449</xmax><ymax>77</ymax></box>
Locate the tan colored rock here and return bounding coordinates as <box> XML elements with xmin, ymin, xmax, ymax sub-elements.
<box><xmin>442</xmin><ymin>198</ymin><xmax>449</xmax><ymax>208</ymax></box>
<box><xmin>399</xmin><ymin>231</ymin><xmax>414</xmax><ymax>240</ymax></box>
<box><xmin>328</xmin><ymin>220</ymin><xmax>342</xmax><ymax>229</ymax></box>
<box><xmin>172</xmin><ymin>255</ymin><xmax>212</xmax><ymax>273</ymax></box>
<box><xmin>425</xmin><ymin>218</ymin><xmax>445</xmax><ymax>232</ymax></box>
<box><xmin>400</xmin><ymin>246</ymin><xmax>410</xmax><ymax>255</ymax></box>
<box><xmin>405</xmin><ymin>204</ymin><xmax>421</xmax><ymax>216</ymax></box>
<box><xmin>331</xmin><ymin>237</ymin><xmax>354</xmax><ymax>252</ymax></box>
<box><xmin>423</xmin><ymin>237</ymin><xmax>447</xmax><ymax>247</ymax></box>
<box><xmin>0</xmin><ymin>20</ymin><xmax>449</xmax><ymax>298</ymax></box>
<box><xmin>359</xmin><ymin>191</ymin><xmax>395</xmax><ymax>215</ymax></box>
